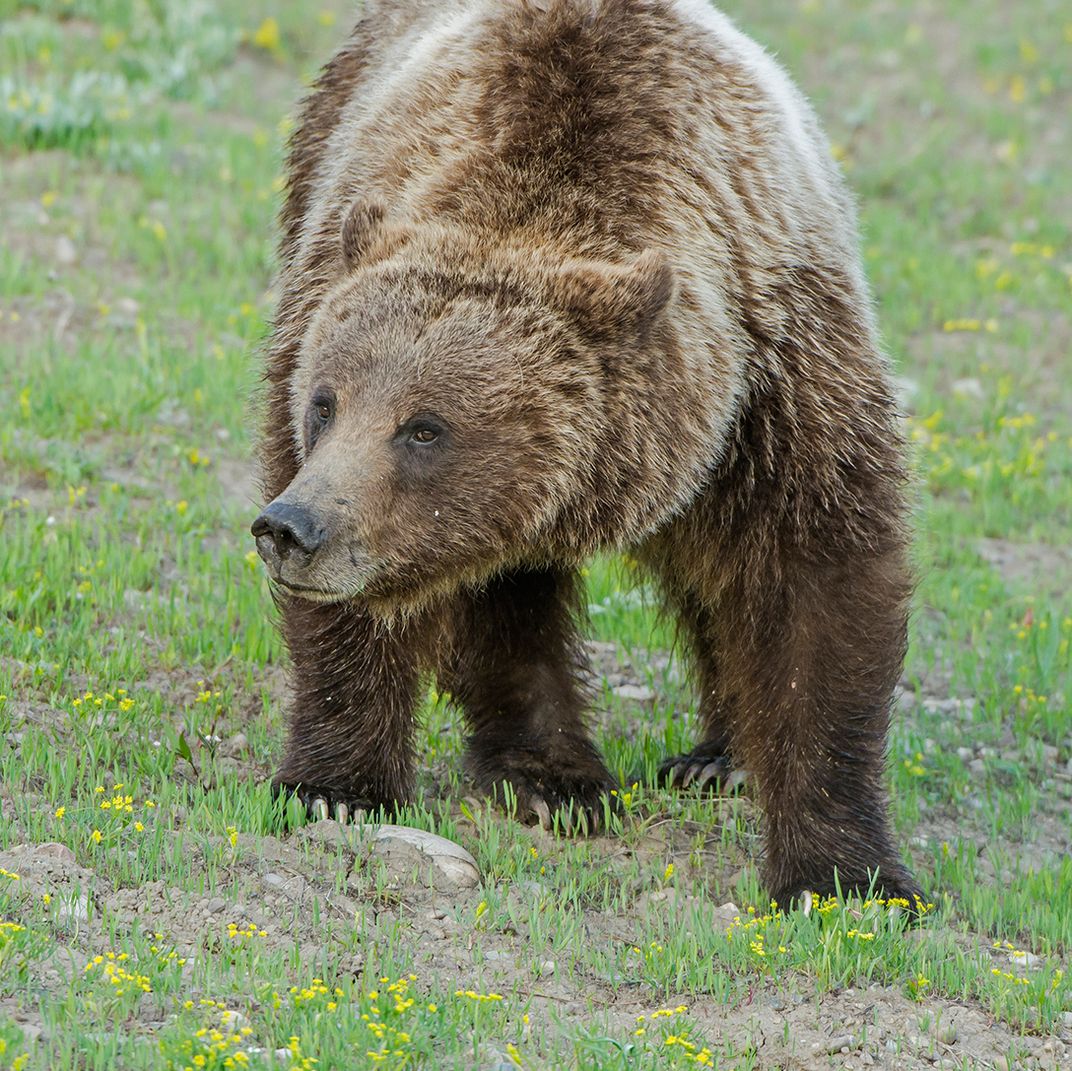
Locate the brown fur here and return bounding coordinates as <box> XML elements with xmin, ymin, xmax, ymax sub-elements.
<box><xmin>253</xmin><ymin>0</ymin><xmax>920</xmax><ymax>904</ymax></box>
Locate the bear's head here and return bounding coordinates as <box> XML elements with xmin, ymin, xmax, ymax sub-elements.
<box><xmin>252</xmin><ymin>201</ymin><xmax>673</xmax><ymax>612</ymax></box>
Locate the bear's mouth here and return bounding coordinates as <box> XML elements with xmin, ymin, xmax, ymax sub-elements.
<box><xmin>273</xmin><ymin>579</ymin><xmax>356</xmax><ymax>604</ymax></box>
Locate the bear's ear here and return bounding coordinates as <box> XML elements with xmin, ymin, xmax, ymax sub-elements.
<box><xmin>554</xmin><ymin>249</ymin><xmax>674</xmax><ymax>337</ymax></box>
<box><xmin>340</xmin><ymin>199</ymin><xmax>387</xmax><ymax>269</ymax></box>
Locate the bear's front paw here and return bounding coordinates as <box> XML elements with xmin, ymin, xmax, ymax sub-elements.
<box><xmin>271</xmin><ymin>778</ymin><xmax>376</xmax><ymax>825</ymax></box>
<box><xmin>499</xmin><ymin>771</ymin><xmax>619</xmax><ymax>834</ymax></box>
<box><xmin>470</xmin><ymin>751</ymin><xmax>619</xmax><ymax>835</ymax></box>
<box><xmin>658</xmin><ymin>745</ymin><xmax>746</xmax><ymax>793</ymax></box>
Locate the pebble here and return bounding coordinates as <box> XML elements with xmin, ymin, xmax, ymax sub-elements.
<box><xmin>219</xmin><ymin>1009</ymin><xmax>250</xmax><ymax>1031</ymax></box>
<box><xmin>34</xmin><ymin>842</ymin><xmax>76</xmax><ymax>864</ymax></box>
<box><xmin>935</xmin><ymin>1023</ymin><xmax>958</xmax><ymax>1045</ymax></box>
<box><xmin>952</xmin><ymin>377</ymin><xmax>984</xmax><ymax>399</ymax></box>
<box><xmin>223</xmin><ymin>733</ymin><xmax>250</xmax><ymax>757</ymax></box>
<box><xmin>613</xmin><ymin>683</ymin><xmax>655</xmax><ymax>702</ymax></box>
<box><xmin>821</xmin><ymin>1034</ymin><xmax>854</xmax><ymax>1054</ymax></box>
<box><xmin>54</xmin><ymin>236</ymin><xmax>77</xmax><ymax>266</ymax></box>
<box><xmin>57</xmin><ymin>891</ymin><xmax>90</xmax><ymax>925</ymax></box>
<box><xmin>369</xmin><ymin>825</ymin><xmax>481</xmax><ymax>890</ymax></box>
<box><xmin>205</xmin><ymin>897</ymin><xmax>227</xmax><ymax>915</ymax></box>
<box><xmin>262</xmin><ymin>871</ymin><xmax>311</xmax><ymax>902</ymax></box>
<box><xmin>1008</xmin><ymin>950</ymin><xmax>1041</xmax><ymax>970</ymax></box>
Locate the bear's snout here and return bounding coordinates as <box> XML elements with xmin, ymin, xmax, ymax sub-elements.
<box><xmin>251</xmin><ymin>500</ymin><xmax>326</xmax><ymax>572</ymax></box>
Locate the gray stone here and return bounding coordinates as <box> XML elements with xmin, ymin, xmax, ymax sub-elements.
<box><xmin>34</xmin><ymin>842</ymin><xmax>76</xmax><ymax>864</ymax></box>
<box><xmin>57</xmin><ymin>891</ymin><xmax>90</xmax><ymax>925</ymax></box>
<box><xmin>55</xmin><ymin>236</ymin><xmax>78</xmax><ymax>266</ymax></box>
<box><xmin>262</xmin><ymin>871</ymin><xmax>311</xmax><ymax>902</ymax></box>
<box><xmin>613</xmin><ymin>684</ymin><xmax>655</xmax><ymax>702</ymax></box>
<box><xmin>935</xmin><ymin>1023</ymin><xmax>958</xmax><ymax>1045</ymax></box>
<box><xmin>368</xmin><ymin>825</ymin><xmax>481</xmax><ymax>889</ymax></box>
<box><xmin>821</xmin><ymin>1035</ymin><xmax>854</xmax><ymax>1054</ymax></box>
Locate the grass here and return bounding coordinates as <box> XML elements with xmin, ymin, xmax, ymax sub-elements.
<box><xmin>0</xmin><ymin>0</ymin><xmax>1069</xmax><ymax>1068</ymax></box>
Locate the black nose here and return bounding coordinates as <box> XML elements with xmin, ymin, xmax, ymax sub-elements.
<box><xmin>251</xmin><ymin>501</ymin><xmax>325</xmax><ymax>560</ymax></box>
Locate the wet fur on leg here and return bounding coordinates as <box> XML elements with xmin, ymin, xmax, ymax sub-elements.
<box><xmin>440</xmin><ymin>567</ymin><xmax>617</xmax><ymax>830</ymax></box>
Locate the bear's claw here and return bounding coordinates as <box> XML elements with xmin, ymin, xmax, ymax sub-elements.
<box><xmin>273</xmin><ymin>780</ymin><xmax>373</xmax><ymax>825</ymax></box>
<box><xmin>659</xmin><ymin>749</ymin><xmax>746</xmax><ymax>794</ymax></box>
<box><xmin>482</xmin><ymin>771</ymin><xmax>618</xmax><ymax>835</ymax></box>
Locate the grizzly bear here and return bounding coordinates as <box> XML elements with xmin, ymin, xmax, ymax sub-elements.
<box><xmin>252</xmin><ymin>0</ymin><xmax>921</xmax><ymax>905</ymax></box>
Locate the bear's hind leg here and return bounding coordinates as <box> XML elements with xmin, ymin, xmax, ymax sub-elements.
<box><xmin>657</xmin><ymin>597</ymin><xmax>744</xmax><ymax>793</ymax></box>
<box><xmin>441</xmin><ymin>566</ymin><xmax>616</xmax><ymax>832</ymax></box>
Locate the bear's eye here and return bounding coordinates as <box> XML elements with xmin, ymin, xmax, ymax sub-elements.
<box><xmin>309</xmin><ymin>393</ymin><xmax>335</xmax><ymax>424</ymax></box>
<box><xmin>396</xmin><ymin>414</ymin><xmax>446</xmax><ymax>451</ymax></box>
<box><xmin>305</xmin><ymin>391</ymin><xmax>336</xmax><ymax>452</ymax></box>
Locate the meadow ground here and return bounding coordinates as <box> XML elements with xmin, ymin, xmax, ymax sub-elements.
<box><xmin>0</xmin><ymin>1</ymin><xmax>1070</xmax><ymax>1068</ymax></box>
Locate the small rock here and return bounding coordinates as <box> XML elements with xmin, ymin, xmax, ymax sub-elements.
<box><xmin>645</xmin><ymin>888</ymin><xmax>678</xmax><ymax>904</ymax></box>
<box><xmin>823</xmin><ymin>1035</ymin><xmax>854</xmax><ymax>1054</ymax></box>
<box><xmin>262</xmin><ymin>872</ymin><xmax>311</xmax><ymax>902</ymax></box>
<box><xmin>205</xmin><ymin>897</ymin><xmax>227</xmax><ymax>915</ymax></box>
<box><xmin>885</xmin><ymin>1040</ymin><xmax>900</xmax><ymax>1053</ymax></box>
<box><xmin>219</xmin><ymin>1009</ymin><xmax>250</xmax><ymax>1031</ymax></box>
<box><xmin>34</xmin><ymin>842</ymin><xmax>76</xmax><ymax>864</ymax></box>
<box><xmin>951</xmin><ymin>377</ymin><xmax>984</xmax><ymax>400</ymax></box>
<box><xmin>116</xmin><ymin>296</ymin><xmax>140</xmax><ymax>316</ymax></box>
<box><xmin>538</xmin><ymin>960</ymin><xmax>555</xmax><ymax>976</ymax></box>
<box><xmin>369</xmin><ymin>825</ymin><xmax>481</xmax><ymax>890</ymax></box>
<box><xmin>935</xmin><ymin>1023</ymin><xmax>958</xmax><ymax>1045</ymax></box>
<box><xmin>956</xmin><ymin>747</ymin><xmax>973</xmax><ymax>761</ymax></box>
<box><xmin>1008</xmin><ymin>949</ymin><xmax>1041</xmax><ymax>970</ymax></box>
<box><xmin>222</xmin><ymin>732</ymin><xmax>250</xmax><ymax>757</ymax></box>
<box><xmin>515</xmin><ymin>881</ymin><xmax>548</xmax><ymax>897</ymax></box>
<box><xmin>55</xmin><ymin>236</ymin><xmax>78</xmax><ymax>266</ymax></box>
<box><xmin>329</xmin><ymin>892</ymin><xmax>361</xmax><ymax>919</ymax></box>
<box><xmin>57</xmin><ymin>891</ymin><xmax>91</xmax><ymax>925</ymax></box>
<box><xmin>991</xmin><ymin>1057</ymin><xmax>1010</xmax><ymax>1071</ymax></box>
<box><xmin>613</xmin><ymin>683</ymin><xmax>655</xmax><ymax>702</ymax></box>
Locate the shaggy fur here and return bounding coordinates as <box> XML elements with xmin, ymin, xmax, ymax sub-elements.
<box><xmin>253</xmin><ymin>0</ymin><xmax>921</xmax><ymax>904</ymax></box>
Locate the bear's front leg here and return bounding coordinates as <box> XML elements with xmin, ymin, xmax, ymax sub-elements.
<box><xmin>665</xmin><ymin>538</ymin><xmax>922</xmax><ymax>906</ymax></box>
<box><xmin>440</xmin><ymin>567</ymin><xmax>617</xmax><ymax>832</ymax></box>
<box><xmin>272</xmin><ymin>596</ymin><xmax>420</xmax><ymax>822</ymax></box>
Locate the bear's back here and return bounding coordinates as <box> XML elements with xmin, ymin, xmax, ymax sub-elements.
<box><xmin>287</xmin><ymin>0</ymin><xmax>861</xmax><ymax>274</ymax></box>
